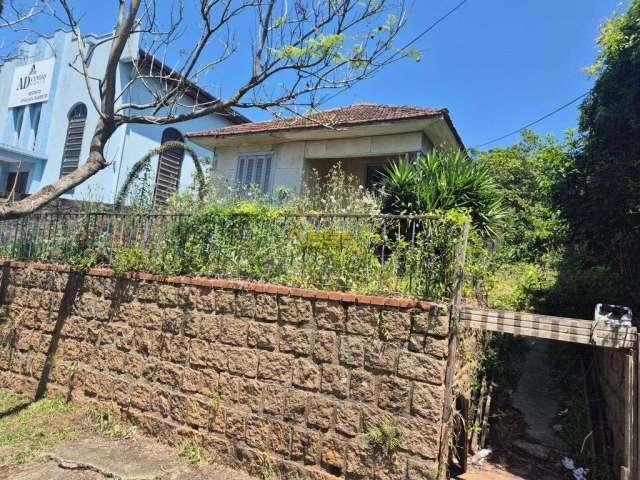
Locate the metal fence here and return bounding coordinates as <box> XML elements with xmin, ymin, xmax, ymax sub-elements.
<box><xmin>0</xmin><ymin>211</ymin><xmax>467</xmax><ymax>301</ymax></box>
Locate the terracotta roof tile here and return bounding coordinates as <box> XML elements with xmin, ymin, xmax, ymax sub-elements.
<box><xmin>187</xmin><ymin>103</ymin><xmax>447</xmax><ymax>138</ymax></box>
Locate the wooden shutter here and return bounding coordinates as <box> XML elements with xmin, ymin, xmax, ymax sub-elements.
<box><xmin>60</xmin><ymin>104</ymin><xmax>88</xmax><ymax>180</ymax></box>
<box><xmin>153</xmin><ymin>128</ymin><xmax>184</xmax><ymax>206</ymax></box>
<box><xmin>235</xmin><ymin>153</ymin><xmax>274</xmax><ymax>192</ymax></box>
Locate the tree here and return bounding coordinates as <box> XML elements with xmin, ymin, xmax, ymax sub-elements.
<box><xmin>0</xmin><ymin>0</ymin><xmax>44</xmax><ymax>58</ymax></box>
<box><xmin>0</xmin><ymin>0</ymin><xmax>410</xmax><ymax>219</ymax></box>
<box><xmin>0</xmin><ymin>0</ymin><xmax>42</xmax><ymax>29</ymax></box>
<box><xmin>557</xmin><ymin>0</ymin><xmax>640</xmax><ymax>308</ymax></box>
<box><xmin>476</xmin><ymin>130</ymin><xmax>573</xmax><ymax>264</ymax></box>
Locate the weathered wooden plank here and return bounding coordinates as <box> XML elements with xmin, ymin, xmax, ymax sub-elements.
<box><xmin>461</xmin><ymin>319</ymin><xmax>635</xmax><ymax>349</ymax></box>
<box><xmin>463</xmin><ymin>307</ymin><xmax>631</xmax><ymax>331</ymax></box>
<box><xmin>461</xmin><ymin>316</ymin><xmax>637</xmax><ymax>345</ymax></box>
<box><xmin>461</xmin><ymin>311</ymin><xmax>633</xmax><ymax>335</ymax></box>
<box><xmin>460</xmin><ymin>307</ymin><xmax>636</xmax><ymax>349</ymax></box>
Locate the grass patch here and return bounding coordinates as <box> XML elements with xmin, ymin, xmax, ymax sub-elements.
<box><xmin>0</xmin><ymin>391</ymin><xmax>138</xmax><ymax>469</ymax></box>
<box><xmin>0</xmin><ymin>390</ymin><xmax>86</xmax><ymax>468</ymax></box>
<box><xmin>94</xmin><ymin>407</ymin><xmax>136</xmax><ymax>439</ymax></box>
<box><xmin>178</xmin><ymin>439</ymin><xmax>216</xmax><ymax>465</ymax></box>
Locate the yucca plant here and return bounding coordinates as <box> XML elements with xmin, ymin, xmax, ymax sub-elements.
<box><xmin>381</xmin><ymin>150</ymin><xmax>505</xmax><ymax>239</ymax></box>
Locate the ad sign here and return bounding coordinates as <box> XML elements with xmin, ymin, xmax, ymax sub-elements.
<box><xmin>8</xmin><ymin>58</ymin><xmax>55</xmax><ymax>108</ymax></box>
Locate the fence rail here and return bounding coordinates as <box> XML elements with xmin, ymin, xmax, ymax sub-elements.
<box><xmin>461</xmin><ymin>307</ymin><xmax>637</xmax><ymax>349</ymax></box>
<box><xmin>0</xmin><ymin>211</ymin><xmax>465</xmax><ymax>301</ymax></box>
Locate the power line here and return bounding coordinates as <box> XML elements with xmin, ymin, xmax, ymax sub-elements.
<box><xmin>397</xmin><ymin>0</ymin><xmax>470</xmax><ymax>53</ymax></box>
<box><xmin>473</xmin><ymin>91</ymin><xmax>590</xmax><ymax>149</ymax></box>
<box><xmin>321</xmin><ymin>0</ymin><xmax>470</xmax><ymax>105</ymax></box>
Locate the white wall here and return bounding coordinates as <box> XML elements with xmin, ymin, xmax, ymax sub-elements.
<box><xmin>215</xmin><ymin>141</ymin><xmax>307</xmax><ymax>195</ymax></box>
<box><xmin>214</xmin><ymin>131</ymin><xmax>431</xmax><ymax>193</ymax></box>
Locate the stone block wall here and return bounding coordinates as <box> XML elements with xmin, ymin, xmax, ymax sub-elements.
<box><xmin>0</xmin><ymin>262</ymin><xmax>451</xmax><ymax>480</ymax></box>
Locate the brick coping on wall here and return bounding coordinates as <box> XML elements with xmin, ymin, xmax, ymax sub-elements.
<box><xmin>0</xmin><ymin>260</ymin><xmax>439</xmax><ymax>311</ymax></box>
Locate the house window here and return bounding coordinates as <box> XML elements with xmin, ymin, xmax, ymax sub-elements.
<box><xmin>153</xmin><ymin>128</ymin><xmax>185</xmax><ymax>206</ymax></box>
<box><xmin>235</xmin><ymin>153</ymin><xmax>274</xmax><ymax>192</ymax></box>
<box><xmin>60</xmin><ymin>103</ymin><xmax>88</xmax><ymax>185</ymax></box>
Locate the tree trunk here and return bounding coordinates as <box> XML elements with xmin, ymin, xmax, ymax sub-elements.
<box><xmin>0</xmin><ymin>118</ymin><xmax>116</xmax><ymax>219</ymax></box>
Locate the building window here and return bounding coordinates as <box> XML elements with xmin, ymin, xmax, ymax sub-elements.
<box><xmin>60</xmin><ymin>103</ymin><xmax>88</xmax><ymax>184</ymax></box>
<box><xmin>29</xmin><ymin>103</ymin><xmax>42</xmax><ymax>151</ymax></box>
<box><xmin>4</xmin><ymin>171</ymin><xmax>29</xmax><ymax>200</ymax></box>
<box><xmin>235</xmin><ymin>153</ymin><xmax>274</xmax><ymax>192</ymax></box>
<box><xmin>153</xmin><ymin>128</ymin><xmax>185</xmax><ymax>206</ymax></box>
<box><xmin>12</xmin><ymin>106</ymin><xmax>25</xmax><ymax>146</ymax></box>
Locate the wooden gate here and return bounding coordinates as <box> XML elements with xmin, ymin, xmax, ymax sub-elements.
<box><xmin>460</xmin><ymin>307</ymin><xmax>639</xmax><ymax>480</ymax></box>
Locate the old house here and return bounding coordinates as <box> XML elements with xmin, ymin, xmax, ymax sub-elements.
<box><xmin>187</xmin><ymin>103</ymin><xmax>464</xmax><ymax>193</ymax></box>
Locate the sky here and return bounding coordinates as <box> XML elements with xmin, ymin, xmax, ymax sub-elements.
<box><xmin>3</xmin><ymin>0</ymin><xmax>621</xmax><ymax>150</ymax></box>
<box><xmin>334</xmin><ymin>0</ymin><xmax>620</xmax><ymax>150</ymax></box>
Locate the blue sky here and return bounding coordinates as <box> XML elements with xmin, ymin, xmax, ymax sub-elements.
<box><xmin>7</xmin><ymin>0</ymin><xmax>620</xmax><ymax>150</ymax></box>
<box><xmin>335</xmin><ymin>0</ymin><xmax>619</xmax><ymax>149</ymax></box>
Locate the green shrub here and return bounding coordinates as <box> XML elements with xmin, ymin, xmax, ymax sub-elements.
<box><xmin>111</xmin><ymin>245</ymin><xmax>150</xmax><ymax>275</ymax></box>
<box><xmin>381</xmin><ymin>150</ymin><xmax>505</xmax><ymax>239</ymax></box>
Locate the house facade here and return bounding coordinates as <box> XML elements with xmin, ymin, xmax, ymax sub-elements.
<box><xmin>187</xmin><ymin>104</ymin><xmax>465</xmax><ymax>194</ymax></box>
<box><xmin>0</xmin><ymin>30</ymin><xmax>248</xmax><ymax>205</ymax></box>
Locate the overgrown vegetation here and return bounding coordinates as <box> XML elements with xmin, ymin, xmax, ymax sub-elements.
<box><xmin>366</xmin><ymin>423</ymin><xmax>401</xmax><ymax>456</ymax></box>
<box><xmin>94</xmin><ymin>407</ymin><xmax>137</xmax><ymax>439</ymax></box>
<box><xmin>178</xmin><ymin>439</ymin><xmax>216</xmax><ymax>465</ymax></box>
<box><xmin>0</xmin><ymin>163</ymin><xmax>467</xmax><ymax>302</ymax></box>
<box><xmin>381</xmin><ymin>150</ymin><xmax>505</xmax><ymax>240</ymax></box>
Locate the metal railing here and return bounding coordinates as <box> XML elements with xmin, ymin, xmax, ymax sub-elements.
<box><xmin>0</xmin><ymin>211</ymin><xmax>467</xmax><ymax>301</ymax></box>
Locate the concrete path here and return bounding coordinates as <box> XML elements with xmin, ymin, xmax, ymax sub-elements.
<box><xmin>456</xmin><ymin>339</ymin><xmax>570</xmax><ymax>480</ymax></box>
<box><xmin>510</xmin><ymin>339</ymin><xmax>564</xmax><ymax>450</ymax></box>
<box><xmin>3</xmin><ymin>436</ymin><xmax>256</xmax><ymax>480</ymax></box>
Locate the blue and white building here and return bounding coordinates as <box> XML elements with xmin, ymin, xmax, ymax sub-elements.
<box><xmin>0</xmin><ymin>30</ymin><xmax>249</xmax><ymax>204</ymax></box>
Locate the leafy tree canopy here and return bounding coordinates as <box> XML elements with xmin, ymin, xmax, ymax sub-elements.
<box><xmin>475</xmin><ymin>130</ymin><xmax>575</xmax><ymax>264</ymax></box>
<box><xmin>558</xmin><ymin>0</ymin><xmax>640</xmax><ymax>305</ymax></box>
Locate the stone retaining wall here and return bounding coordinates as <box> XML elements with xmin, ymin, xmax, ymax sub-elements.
<box><xmin>0</xmin><ymin>262</ymin><xmax>451</xmax><ymax>480</ymax></box>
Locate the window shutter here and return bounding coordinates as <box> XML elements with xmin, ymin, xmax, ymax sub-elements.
<box><xmin>235</xmin><ymin>154</ymin><xmax>274</xmax><ymax>193</ymax></box>
<box><xmin>60</xmin><ymin>104</ymin><xmax>88</xmax><ymax>193</ymax></box>
<box><xmin>153</xmin><ymin>128</ymin><xmax>185</xmax><ymax>206</ymax></box>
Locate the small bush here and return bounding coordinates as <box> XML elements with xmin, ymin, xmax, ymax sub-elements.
<box><xmin>94</xmin><ymin>408</ymin><xmax>136</xmax><ymax>439</ymax></box>
<box><xmin>179</xmin><ymin>439</ymin><xmax>215</xmax><ymax>464</ymax></box>
<box><xmin>367</xmin><ymin>423</ymin><xmax>401</xmax><ymax>455</ymax></box>
<box><xmin>381</xmin><ymin>150</ymin><xmax>505</xmax><ymax>239</ymax></box>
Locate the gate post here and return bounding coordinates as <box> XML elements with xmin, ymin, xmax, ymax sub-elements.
<box><xmin>631</xmin><ymin>333</ymin><xmax>640</xmax><ymax>480</ymax></box>
<box><xmin>437</xmin><ymin>220</ymin><xmax>470</xmax><ymax>479</ymax></box>
<box><xmin>623</xmin><ymin>340</ymin><xmax>638</xmax><ymax>480</ymax></box>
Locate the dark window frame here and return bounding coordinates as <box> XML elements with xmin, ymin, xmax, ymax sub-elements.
<box><xmin>60</xmin><ymin>103</ymin><xmax>88</xmax><ymax>193</ymax></box>
<box><xmin>153</xmin><ymin>128</ymin><xmax>185</xmax><ymax>206</ymax></box>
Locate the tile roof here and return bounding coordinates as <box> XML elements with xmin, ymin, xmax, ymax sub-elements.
<box><xmin>187</xmin><ymin>103</ymin><xmax>448</xmax><ymax>138</ymax></box>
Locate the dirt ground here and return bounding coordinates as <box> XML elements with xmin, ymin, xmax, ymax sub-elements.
<box><xmin>3</xmin><ymin>436</ymin><xmax>256</xmax><ymax>480</ymax></box>
<box><xmin>0</xmin><ymin>389</ymin><xmax>255</xmax><ymax>480</ymax></box>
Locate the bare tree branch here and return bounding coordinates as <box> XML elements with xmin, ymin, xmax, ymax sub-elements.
<box><xmin>0</xmin><ymin>0</ymin><xmax>411</xmax><ymax>219</ymax></box>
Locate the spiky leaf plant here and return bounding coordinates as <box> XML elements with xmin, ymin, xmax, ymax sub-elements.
<box><xmin>381</xmin><ymin>150</ymin><xmax>505</xmax><ymax>239</ymax></box>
